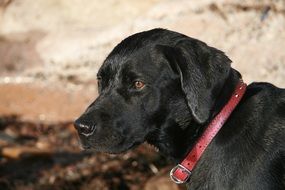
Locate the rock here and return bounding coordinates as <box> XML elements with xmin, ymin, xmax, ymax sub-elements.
<box><xmin>0</xmin><ymin>31</ymin><xmax>44</xmax><ymax>76</ymax></box>
<box><xmin>0</xmin><ymin>0</ymin><xmax>284</xmax><ymax>121</ymax></box>
<box><xmin>1</xmin><ymin>146</ymin><xmax>52</xmax><ymax>159</ymax></box>
<box><xmin>0</xmin><ymin>0</ymin><xmax>11</xmax><ymax>14</ymax></box>
<box><xmin>0</xmin><ymin>83</ymin><xmax>96</xmax><ymax>122</ymax></box>
<box><xmin>144</xmin><ymin>168</ymin><xmax>184</xmax><ymax>190</ymax></box>
<box><xmin>0</xmin><ymin>0</ymin><xmax>284</xmax><ymax>90</ymax></box>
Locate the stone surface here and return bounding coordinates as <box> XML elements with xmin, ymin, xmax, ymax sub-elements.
<box><xmin>0</xmin><ymin>0</ymin><xmax>284</xmax><ymax>122</ymax></box>
<box><xmin>0</xmin><ymin>83</ymin><xmax>96</xmax><ymax>122</ymax></box>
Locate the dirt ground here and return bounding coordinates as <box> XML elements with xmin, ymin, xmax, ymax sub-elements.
<box><xmin>0</xmin><ymin>0</ymin><xmax>284</xmax><ymax>189</ymax></box>
<box><xmin>0</xmin><ymin>116</ymin><xmax>182</xmax><ymax>190</ymax></box>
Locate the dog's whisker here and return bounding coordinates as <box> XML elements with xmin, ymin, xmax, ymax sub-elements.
<box><xmin>143</xmin><ymin>142</ymin><xmax>160</xmax><ymax>152</ymax></box>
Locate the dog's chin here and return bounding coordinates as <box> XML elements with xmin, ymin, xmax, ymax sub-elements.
<box><xmin>80</xmin><ymin>141</ymin><xmax>142</xmax><ymax>154</ymax></box>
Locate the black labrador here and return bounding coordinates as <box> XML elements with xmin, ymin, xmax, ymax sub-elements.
<box><xmin>74</xmin><ymin>28</ymin><xmax>285</xmax><ymax>189</ymax></box>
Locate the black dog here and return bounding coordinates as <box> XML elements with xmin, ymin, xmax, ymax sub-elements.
<box><xmin>74</xmin><ymin>28</ymin><xmax>285</xmax><ymax>189</ymax></box>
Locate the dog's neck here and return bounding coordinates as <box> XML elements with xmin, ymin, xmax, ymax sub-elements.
<box><xmin>147</xmin><ymin>69</ymin><xmax>241</xmax><ymax>163</ymax></box>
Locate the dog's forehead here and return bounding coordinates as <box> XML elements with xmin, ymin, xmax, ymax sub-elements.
<box><xmin>99</xmin><ymin>49</ymin><xmax>161</xmax><ymax>80</ymax></box>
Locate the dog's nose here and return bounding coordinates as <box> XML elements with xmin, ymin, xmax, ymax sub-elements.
<box><xmin>74</xmin><ymin>119</ymin><xmax>96</xmax><ymax>137</ymax></box>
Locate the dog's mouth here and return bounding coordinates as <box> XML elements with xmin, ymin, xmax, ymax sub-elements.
<box><xmin>78</xmin><ymin>138</ymin><xmax>143</xmax><ymax>154</ymax></box>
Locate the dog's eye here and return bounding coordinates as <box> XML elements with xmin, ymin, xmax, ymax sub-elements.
<box><xmin>97</xmin><ymin>76</ymin><xmax>102</xmax><ymax>92</ymax></box>
<box><xmin>97</xmin><ymin>76</ymin><xmax>102</xmax><ymax>83</ymax></box>
<box><xmin>133</xmin><ymin>81</ymin><xmax>145</xmax><ymax>90</ymax></box>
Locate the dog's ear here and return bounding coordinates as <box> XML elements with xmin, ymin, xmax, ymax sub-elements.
<box><xmin>156</xmin><ymin>39</ymin><xmax>231</xmax><ymax>124</ymax></box>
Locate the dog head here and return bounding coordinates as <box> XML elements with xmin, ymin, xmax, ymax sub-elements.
<box><xmin>74</xmin><ymin>28</ymin><xmax>232</xmax><ymax>154</ymax></box>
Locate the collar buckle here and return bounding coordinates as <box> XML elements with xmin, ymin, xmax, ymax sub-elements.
<box><xmin>170</xmin><ymin>164</ymin><xmax>192</xmax><ymax>184</ymax></box>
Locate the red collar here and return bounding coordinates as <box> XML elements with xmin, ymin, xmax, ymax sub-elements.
<box><xmin>170</xmin><ymin>80</ymin><xmax>247</xmax><ymax>184</ymax></box>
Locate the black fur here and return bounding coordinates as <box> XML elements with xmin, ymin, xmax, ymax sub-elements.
<box><xmin>74</xmin><ymin>29</ymin><xmax>285</xmax><ymax>189</ymax></box>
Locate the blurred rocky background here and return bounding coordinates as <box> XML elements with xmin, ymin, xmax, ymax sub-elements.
<box><xmin>0</xmin><ymin>0</ymin><xmax>284</xmax><ymax>189</ymax></box>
